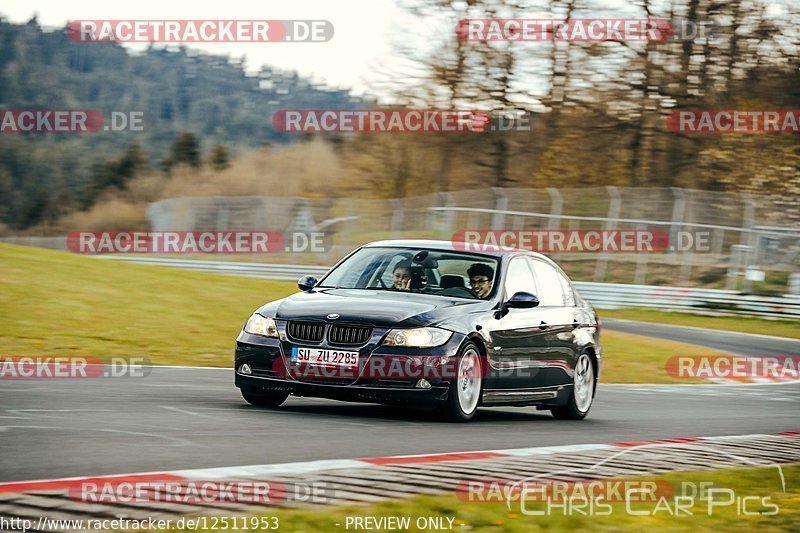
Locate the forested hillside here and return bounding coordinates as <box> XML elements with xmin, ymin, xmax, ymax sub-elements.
<box><xmin>0</xmin><ymin>18</ymin><xmax>364</xmax><ymax>229</ymax></box>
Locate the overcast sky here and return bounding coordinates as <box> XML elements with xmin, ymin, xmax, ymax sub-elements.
<box><xmin>6</xmin><ymin>0</ymin><xmax>790</xmax><ymax>102</ymax></box>
<box><xmin>0</xmin><ymin>0</ymin><xmax>413</xmax><ymax>96</ymax></box>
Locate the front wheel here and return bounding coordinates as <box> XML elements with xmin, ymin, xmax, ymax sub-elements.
<box><xmin>551</xmin><ymin>352</ymin><xmax>595</xmax><ymax>420</ymax></box>
<box><xmin>241</xmin><ymin>389</ymin><xmax>289</xmax><ymax>407</ymax></box>
<box><xmin>437</xmin><ymin>342</ymin><xmax>483</xmax><ymax>422</ymax></box>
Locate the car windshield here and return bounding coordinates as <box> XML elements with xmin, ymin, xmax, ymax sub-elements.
<box><xmin>318</xmin><ymin>247</ymin><xmax>499</xmax><ymax>300</ymax></box>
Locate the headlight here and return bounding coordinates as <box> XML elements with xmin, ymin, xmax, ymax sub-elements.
<box><xmin>244</xmin><ymin>314</ymin><xmax>278</xmax><ymax>338</ymax></box>
<box><xmin>382</xmin><ymin>327</ymin><xmax>453</xmax><ymax>348</ymax></box>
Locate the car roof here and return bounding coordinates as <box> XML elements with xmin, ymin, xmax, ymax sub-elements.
<box><xmin>362</xmin><ymin>239</ymin><xmax>552</xmax><ymax>262</ymax></box>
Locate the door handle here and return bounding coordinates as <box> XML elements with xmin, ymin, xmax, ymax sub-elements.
<box><xmin>539</xmin><ymin>321</ymin><xmax>549</xmax><ymax>330</ymax></box>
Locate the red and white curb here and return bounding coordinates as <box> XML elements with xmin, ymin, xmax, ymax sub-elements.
<box><xmin>1</xmin><ymin>430</ymin><xmax>798</xmax><ymax>495</ymax></box>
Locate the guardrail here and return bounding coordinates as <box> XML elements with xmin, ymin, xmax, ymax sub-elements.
<box><xmin>571</xmin><ymin>282</ymin><xmax>800</xmax><ymax>319</ymax></box>
<box><xmin>98</xmin><ymin>256</ymin><xmax>800</xmax><ymax>319</ymax></box>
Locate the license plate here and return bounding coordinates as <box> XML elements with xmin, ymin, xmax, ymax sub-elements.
<box><xmin>291</xmin><ymin>347</ymin><xmax>359</xmax><ymax>367</ymax></box>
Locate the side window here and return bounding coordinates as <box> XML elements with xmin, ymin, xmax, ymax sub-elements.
<box><xmin>558</xmin><ymin>272</ymin><xmax>576</xmax><ymax>307</ymax></box>
<box><xmin>530</xmin><ymin>259</ymin><xmax>566</xmax><ymax>306</ymax></box>
<box><xmin>503</xmin><ymin>257</ymin><xmax>537</xmax><ymax>297</ymax></box>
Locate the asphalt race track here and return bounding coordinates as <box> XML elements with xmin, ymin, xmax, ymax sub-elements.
<box><xmin>0</xmin><ymin>323</ymin><xmax>797</xmax><ymax>484</ymax></box>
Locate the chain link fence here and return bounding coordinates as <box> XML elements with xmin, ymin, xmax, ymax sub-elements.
<box><xmin>144</xmin><ymin>187</ymin><xmax>800</xmax><ymax>293</ymax></box>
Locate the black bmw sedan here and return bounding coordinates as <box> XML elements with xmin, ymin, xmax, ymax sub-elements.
<box><xmin>235</xmin><ymin>240</ymin><xmax>601</xmax><ymax>421</ymax></box>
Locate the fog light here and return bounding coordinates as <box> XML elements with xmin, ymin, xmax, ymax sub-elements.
<box><xmin>416</xmin><ymin>378</ymin><xmax>431</xmax><ymax>389</ymax></box>
<box><xmin>239</xmin><ymin>363</ymin><xmax>252</xmax><ymax>375</ymax></box>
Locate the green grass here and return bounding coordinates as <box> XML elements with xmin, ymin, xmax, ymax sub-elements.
<box><xmin>0</xmin><ymin>243</ymin><xmax>297</xmax><ymax>366</ymax></box>
<box><xmin>600</xmin><ymin>329</ymin><xmax>715</xmax><ymax>384</ymax></box>
<box><xmin>0</xmin><ymin>243</ymin><xmax>723</xmax><ymax>381</ymax></box>
<box><xmin>157</xmin><ymin>464</ymin><xmax>800</xmax><ymax>532</ymax></box>
<box><xmin>601</xmin><ymin>308</ymin><xmax>800</xmax><ymax>340</ymax></box>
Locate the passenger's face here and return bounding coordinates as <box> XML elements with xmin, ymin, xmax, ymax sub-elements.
<box><xmin>469</xmin><ymin>275</ymin><xmax>492</xmax><ymax>298</ymax></box>
<box><xmin>393</xmin><ymin>267</ymin><xmax>411</xmax><ymax>290</ymax></box>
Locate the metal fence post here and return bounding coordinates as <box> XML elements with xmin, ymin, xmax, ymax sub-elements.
<box><xmin>741</xmin><ymin>192</ymin><xmax>761</xmax><ymax>262</ymax></box>
<box><xmin>789</xmin><ymin>272</ymin><xmax>800</xmax><ymax>295</ymax></box>
<box><xmin>546</xmin><ymin>188</ymin><xmax>562</xmax><ymax>231</ymax></box>
<box><xmin>389</xmin><ymin>199</ymin><xmax>403</xmax><ymax>239</ymax></box>
<box><xmin>712</xmin><ymin>228</ymin><xmax>725</xmax><ymax>255</ymax></box>
<box><xmin>740</xmin><ymin>193</ymin><xmax>755</xmax><ymax>246</ymax></box>
<box><xmin>672</xmin><ymin>189</ymin><xmax>693</xmax><ymax>284</ymax></box>
<box><xmin>739</xmin><ymin>193</ymin><xmax>757</xmax><ymax>291</ymax></box>
<box><xmin>594</xmin><ymin>186</ymin><xmax>620</xmax><ymax>282</ymax></box>
<box><xmin>634</xmin><ymin>222</ymin><xmax>649</xmax><ymax>284</ymax></box>
<box><xmin>727</xmin><ymin>244</ymin><xmax>752</xmax><ymax>290</ymax></box>
<box><xmin>437</xmin><ymin>192</ymin><xmax>454</xmax><ymax>241</ymax></box>
<box><xmin>492</xmin><ymin>187</ymin><xmax>507</xmax><ymax>229</ymax></box>
<box><xmin>670</xmin><ymin>187</ymin><xmax>686</xmax><ymax>251</ymax></box>
<box><xmin>343</xmin><ymin>215</ymin><xmax>354</xmax><ymax>251</ymax></box>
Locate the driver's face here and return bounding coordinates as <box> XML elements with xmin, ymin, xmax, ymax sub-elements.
<box><xmin>469</xmin><ymin>276</ymin><xmax>493</xmax><ymax>298</ymax></box>
<box><xmin>393</xmin><ymin>267</ymin><xmax>411</xmax><ymax>290</ymax></box>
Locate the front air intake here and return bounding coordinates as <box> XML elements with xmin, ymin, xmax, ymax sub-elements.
<box><xmin>328</xmin><ymin>324</ymin><xmax>372</xmax><ymax>346</ymax></box>
<box><xmin>287</xmin><ymin>321</ymin><xmax>325</xmax><ymax>343</ymax></box>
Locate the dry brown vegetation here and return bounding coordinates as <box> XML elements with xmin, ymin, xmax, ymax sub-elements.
<box><xmin>32</xmin><ymin>120</ymin><xmax>800</xmax><ymax>234</ymax></box>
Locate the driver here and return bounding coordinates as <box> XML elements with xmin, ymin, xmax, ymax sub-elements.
<box><xmin>393</xmin><ymin>260</ymin><xmax>413</xmax><ymax>291</ymax></box>
<box><xmin>467</xmin><ymin>263</ymin><xmax>494</xmax><ymax>298</ymax></box>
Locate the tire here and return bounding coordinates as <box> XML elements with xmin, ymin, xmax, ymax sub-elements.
<box><xmin>551</xmin><ymin>352</ymin><xmax>595</xmax><ymax>420</ymax></box>
<box><xmin>437</xmin><ymin>342</ymin><xmax>483</xmax><ymax>422</ymax></box>
<box><xmin>241</xmin><ymin>389</ymin><xmax>289</xmax><ymax>407</ymax></box>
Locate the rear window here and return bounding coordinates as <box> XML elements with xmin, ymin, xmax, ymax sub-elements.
<box><xmin>530</xmin><ymin>259</ymin><xmax>566</xmax><ymax>306</ymax></box>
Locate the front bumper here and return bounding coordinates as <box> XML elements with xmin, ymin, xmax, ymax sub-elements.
<box><xmin>234</xmin><ymin>326</ymin><xmax>467</xmax><ymax>405</ymax></box>
<box><xmin>235</xmin><ymin>372</ymin><xmax>450</xmax><ymax>404</ymax></box>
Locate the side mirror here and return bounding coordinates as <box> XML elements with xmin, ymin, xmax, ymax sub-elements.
<box><xmin>504</xmin><ymin>291</ymin><xmax>539</xmax><ymax>309</ymax></box>
<box><xmin>298</xmin><ymin>275</ymin><xmax>318</xmax><ymax>292</ymax></box>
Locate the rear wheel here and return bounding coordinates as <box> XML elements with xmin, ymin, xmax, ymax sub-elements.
<box><xmin>437</xmin><ymin>342</ymin><xmax>483</xmax><ymax>422</ymax></box>
<box><xmin>241</xmin><ymin>389</ymin><xmax>289</xmax><ymax>407</ymax></box>
<box><xmin>551</xmin><ymin>352</ymin><xmax>595</xmax><ymax>420</ymax></box>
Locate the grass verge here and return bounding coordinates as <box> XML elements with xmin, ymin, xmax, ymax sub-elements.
<box><xmin>0</xmin><ymin>243</ymin><xmax>297</xmax><ymax>367</ymax></box>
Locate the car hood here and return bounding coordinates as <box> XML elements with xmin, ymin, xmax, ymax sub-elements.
<box><xmin>259</xmin><ymin>288</ymin><xmax>488</xmax><ymax>328</ymax></box>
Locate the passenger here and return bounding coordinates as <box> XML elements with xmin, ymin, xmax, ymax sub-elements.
<box><xmin>467</xmin><ymin>263</ymin><xmax>494</xmax><ymax>298</ymax></box>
